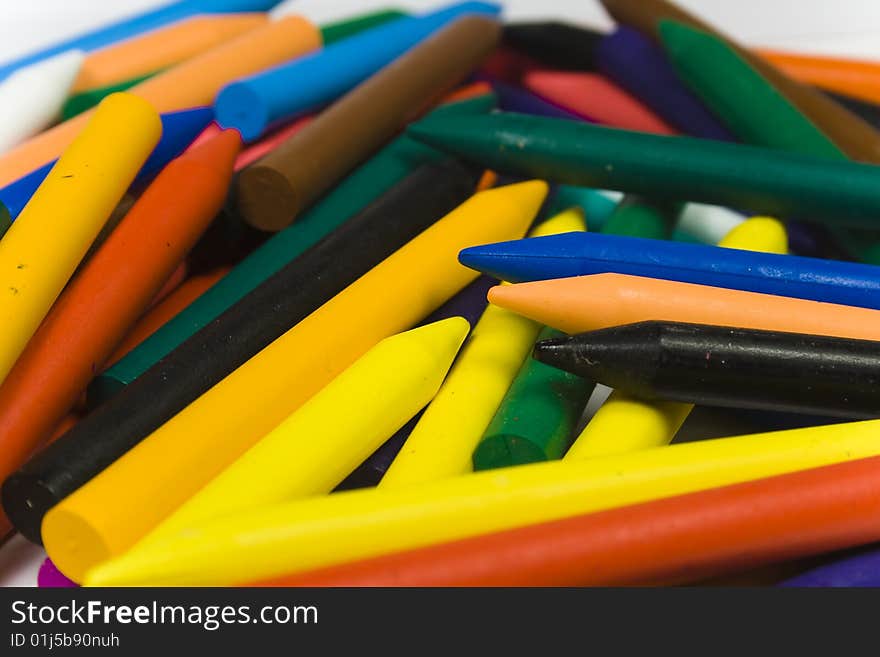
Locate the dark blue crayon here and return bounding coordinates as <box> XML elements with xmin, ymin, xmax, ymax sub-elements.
<box><xmin>780</xmin><ymin>547</ymin><xmax>880</xmax><ymax>587</ymax></box>
<box><xmin>595</xmin><ymin>27</ymin><xmax>734</xmax><ymax>141</ymax></box>
<box><xmin>334</xmin><ymin>275</ymin><xmax>495</xmax><ymax>489</ymax></box>
<box><xmin>0</xmin><ymin>107</ymin><xmax>213</xmax><ymax>219</ymax></box>
<box><xmin>459</xmin><ymin>231</ymin><xmax>880</xmax><ymax>310</ymax></box>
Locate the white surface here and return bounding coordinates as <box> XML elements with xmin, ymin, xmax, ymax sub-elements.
<box><xmin>0</xmin><ymin>0</ymin><xmax>877</xmax><ymax>588</ymax></box>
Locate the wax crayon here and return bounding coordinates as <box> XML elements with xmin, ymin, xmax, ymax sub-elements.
<box><xmin>758</xmin><ymin>50</ymin><xmax>880</xmax><ymax>107</ymax></box>
<box><xmin>106</xmin><ymin>269</ymin><xmax>230</xmax><ymax>367</ymax></box>
<box><xmin>0</xmin><ymin>94</ymin><xmax>160</xmax><ymax>387</ymax></box>
<box><xmin>487</xmin><ymin>78</ymin><xmax>584</xmax><ymax>121</ymax></box>
<box><xmin>89</xmin><ymin>94</ymin><xmax>496</xmax><ymax>405</ymax></box>
<box><xmin>524</xmin><ymin>71</ymin><xmax>677</xmax><ymax>134</ymax></box>
<box><xmin>0</xmin><ymin>131</ymin><xmax>239</xmax><ymax>535</ymax></box>
<box><xmin>144</xmin><ymin>319</ymin><xmax>468</xmax><ymax>544</ymax></box>
<box><xmin>780</xmin><ymin>547</ymin><xmax>880</xmax><ymax>587</ymax></box>
<box><xmin>381</xmin><ymin>209</ymin><xmax>584</xmax><ymax>488</ymax></box>
<box><xmin>0</xmin><ymin>16</ymin><xmax>321</xmax><ymax>188</ymax></box>
<box><xmin>0</xmin><ymin>107</ymin><xmax>213</xmax><ymax>221</ymax></box>
<box><xmin>320</xmin><ymin>9</ymin><xmax>410</xmax><ymax>45</ymax></box>
<box><xmin>409</xmin><ymin>113</ymin><xmax>880</xmax><ymax>229</ymax></box>
<box><xmin>260</xmin><ymin>453</ymin><xmax>880</xmax><ymax>587</ymax></box>
<box><xmin>0</xmin><ymin>51</ymin><xmax>83</xmax><ymax>153</ymax></box>
<box><xmin>236</xmin><ymin>16</ymin><xmax>501</xmax><ymax>230</ymax></box>
<box><xmin>659</xmin><ymin>22</ymin><xmax>842</xmax><ymax>160</ymax></box>
<box><xmin>657</xmin><ymin>21</ymin><xmax>880</xmax><ymax>264</ymax></box>
<box><xmin>601</xmin><ymin>195</ymin><xmax>680</xmax><ymax>239</ymax></box>
<box><xmin>338</xmin><ymin>274</ymin><xmax>497</xmax><ymax>490</ymax></box>
<box><xmin>478</xmin><ymin>46</ymin><xmax>538</xmax><ymax>83</ymax></box>
<box><xmin>544</xmin><ymin>186</ymin><xmax>619</xmax><ymax>230</ymax></box>
<box><xmin>491</xmin><ymin>271</ymin><xmax>880</xmax><ymax>345</ymax></box>
<box><xmin>37</xmin><ymin>559</ymin><xmax>77</xmax><ymax>588</ymax></box>
<box><xmin>72</xmin><ymin>14</ymin><xmax>268</xmax><ymax>93</ymax></box>
<box><xmin>472</xmin><ymin>325</ymin><xmax>593</xmax><ymax>470</ymax></box>
<box><xmin>598</xmin><ymin>0</ymin><xmax>880</xmax><ymax>164</ymax></box>
<box><xmin>0</xmin><ymin>202</ymin><xmax>9</xmax><ymax>238</ymax></box>
<box><xmin>83</xmin><ymin>417</ymin><xmax>880</xmax><ymax>586</ymax></box>
<box><xmin>464</xmin><ymin>231</ymin><xmax>880</xmax><ymax>309</ymax></box>
<box><xmin>537</xmin><ymin>321</ymin><xmax>880</xmax><ymax>419</ymax></box>
<box><xmin>30</xmin><ymin>181</ymin><xmax>544</xmax><ymax>573</ymax></box>
<box><xmin>0</xmin><ymin>0</ymin><xmax>282</xmax><ymax>83</ymax></box>
<box><xmin>5</xmin><ymin>161</ymin><xmax>490</xmax><ymax>548</ymax></box>
<box><xmin>595</xmin><ymin>26</ymin><xmax>733</xmax><ymax>140</ymax></box>
<box><xmin>62</xmin><ymin>72</ymin><xmax>157</xmax><ymax>120</ymax></box>
<box><xmin>216</xmin><ymin>3</ymin><xmax>500</xmax><ymax>141</ymax></box>
<box><xmin>720</xmin><ymin>216</ymin><xmax>788</xmax><ymax>254</ymax></box>
<box><xmin>502</xmin><ymin>22</ymin><xmax>602</xmax><ymax>72</ymax></box>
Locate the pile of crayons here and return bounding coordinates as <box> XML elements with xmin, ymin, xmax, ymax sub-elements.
<box><xmin>2</xmin><ymin>0</ymin><xmax>880</xmax><ymax>590</ymax></box>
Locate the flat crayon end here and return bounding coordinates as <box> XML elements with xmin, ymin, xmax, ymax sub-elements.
<box><xmin>472</xmin><ymin>434</ymin><xmax>549</xmax><ymax>470</ymax></box>
<box><xmin>215</xmin><ymin>81</ymin><xmax>270</xmax><ymax>143</ymax></box>
<box><xmin>235</xmin><ymin>164</ymin><xmax>298</xmax><ymax>231</ymax></box>
<box><xmin>42</xmin><ymin>504</ymin><xmax>113</xmax><ymax>585</ymax></box>
<box><xmin>2</xmin><ymin>473</ymin><xmax>56</xmax><ymax>544</ymax></box>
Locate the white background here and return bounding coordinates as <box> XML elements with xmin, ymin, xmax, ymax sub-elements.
<box><xmin>0</xmin><ymin>0</ymin><xmax>879</xmax><ymax>587</ymax></box>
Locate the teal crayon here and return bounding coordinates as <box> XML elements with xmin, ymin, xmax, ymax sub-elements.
<box><xmin>407</xmin><ymin>113</ymin><xmax>880</xmax><ymax>229</ymax></box>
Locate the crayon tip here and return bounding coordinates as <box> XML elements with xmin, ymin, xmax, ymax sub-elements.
<box><xmin>530</xmin><ymin>334</ymin><xmax>574</xmax><ymax>372</ymax></box>
<box><xmin>397</xmin><ymin>316</ymin><xmax>470</xmax><ymax>365</ymax></box>
<box><xmin>657</xmin><ymin>19</ymin><xmax>706</xmax><ymax>55</ymax></box>
<box><xmin>406</xmin><ymin>116</ymin><xmax>475</xmax><ymax>157</ymax></box>
<box><xmin>480</xmin><ymin>179</ymin><xmax>549</xmax><ymax>214</ymax></box>
<box><xmin>184</xmin><ymin>127</ymin><xmax>242</xmax><ymax>178</ymax></box>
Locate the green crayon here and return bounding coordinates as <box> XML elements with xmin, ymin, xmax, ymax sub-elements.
<box><xmin>658</xmin><ymin>19</ymin><xmax>880</xmax><ymax>263</ymax></box>
<box><xmin>602</xmin><ymin>195</ymin><xmax>682</xmax><ymax>239</ymax></box>
<box><xmin>320</xmin><ymin>8</ymin><xmax>409</xmax><ymax>45</ymax></box>
<box><xmin>473</xmin><ymin>326</ymin><xmax>594</xmax><ymax>470</ymax></box>
<box><xmin>407</xmin><ymin>113</ymin><xmax>880</xmax><ymax>230</ymax></box>
<box><xmin>87</xmin><ymin>92</ymin><xmax>497</xmax><ymax>406</ymax></box>
<box><xmin>0</xmin><ymin>201</ymin><xmax>10</xmax><ymax>239</ymax></box>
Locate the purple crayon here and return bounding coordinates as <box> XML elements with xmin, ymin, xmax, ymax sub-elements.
<box><xmin>780</xmin><ymin>547</ymin><xmax>880</xmax><ymax>587</ymax></box>
<box><xmin>37</xmin><ymin>559</ymin><xmax>78</xmax><ymax>588</ymax></box>
<box><xmin>596</xmin><ymin>27</ymin><xmax>734</xmax><ymax>141</ymax></box>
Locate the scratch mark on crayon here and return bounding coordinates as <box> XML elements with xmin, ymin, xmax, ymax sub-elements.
<box><xmin>8</xmin><ymin>287</ymin><xmax>18</xmax><ymax>295</ymax></box>
<box><xmin>61</xmin><ymin>175</ymin><xmax>73</xmax><ymax>179</ymax></box>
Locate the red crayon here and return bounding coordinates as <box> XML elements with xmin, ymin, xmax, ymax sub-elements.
<box><xmin>525</xmin><ymin>70</ymin><xmax>679</xmax><ymax>134</ymax></box>
<box><xmin>0</xmin><ymin>130</ymin><xmax>240</xmax><ymax>536</ymax></box>
<box><xmin>253</xmin><ymin>455</ymin><xmax>880</xmax><ymax>587</ymax></box>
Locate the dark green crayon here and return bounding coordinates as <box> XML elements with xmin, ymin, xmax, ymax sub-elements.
<box><xmin>87</xmin><ymin>91</ymin><xmax>497</xmax><ymax>406</ymax></box>
<box><xmin>0</xmin><ymin>201</ymin><xmax>10</xmax><ymax>239</ymax></box>
<box><xmin>320</xmin><ymin>8</ymin><xmax>409</xmax><ymax>44</ymax></box>
<box><xmin>407</xmin><ymin>112</ymin><xmax>880</xmax><ymax>230</ymax></box>
<box><xmin>61</xmin><ymin>71</ymin><xmax>158</xmax><ymax>119</ymax></box>
<box><xmin>658</xmin><ymin>20</ymin><xmax>880</xmax><ymax>264</ymax></box>
<box><xmin>472</xmin><ymin>326</ymin><xmax>594</xmax><ymax>470</ymax></box>
<box><xmin>602</xmin><ymin>195</ymin><xmax>681</xmax><ymax>239</ymax></box>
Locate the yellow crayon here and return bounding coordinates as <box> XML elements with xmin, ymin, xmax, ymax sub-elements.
<box><xmin>0</xmin><ymin>93</ymin><xmax>159</xmax><ymax>384</ymax></box>
<box><xmin>43</xmin><ymin>180</ymin><xmax>547</xmax><ymax>583</ymax></box>
<box><xmin>85</xmin><ymin>418</ymin><xmax>880</xmax><ymax>586</ymax></box>
<box><xmin>140</xmin><ymin>318</ymin><xmax>469</xmax><ymax>544</ymax></box>
<box><xmin>380</xmin><ymin>207</ymin><xmax>586</xmax><ymax>488</ymax></box>
<box><xmin>566</xmin><ymin>215</ymin><xmax>789</xmax><ymax>459</ymax></box>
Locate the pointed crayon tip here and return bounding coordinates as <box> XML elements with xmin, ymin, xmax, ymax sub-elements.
<box><xmin>184</xmin><ymin>128</ymin><xmax>242</xmax><ymax>178</ymax></box>
<box><xmin>480</xmin><ymin>179</ymin><xmax>549</xmax><ymax>214</ymax></box>
<box><xmin>531</xmin><ymin>334</ymin><xmax>573</xmax><ymax>371</ymax></box>
<box><xmin>657</xmin><ymin>18</ymin><xmax>707</xmax><ymax>54</ymax></box>
<box><xmin>399</xmin><ymin>316</ymin><xmax>470</xmax><ymax>365</ymax></box>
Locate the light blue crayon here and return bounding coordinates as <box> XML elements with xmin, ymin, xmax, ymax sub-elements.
<box><xmin>215</xmin><ymin>1</ymin><xmax>501</xmax><ymax>141</ymax></box>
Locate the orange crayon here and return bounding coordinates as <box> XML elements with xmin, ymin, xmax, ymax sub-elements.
<box><xmin>487</xmin><ymin>272</ymin><xmax>880</xmax><ymax>340</ymax></box>
<box><xmin>759</xmin><ymin>49</ymin><xmax>880</xmax><ymax>107</ymax></box>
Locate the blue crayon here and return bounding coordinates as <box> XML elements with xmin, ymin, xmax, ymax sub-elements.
<box><xmin>215</xmin><ymin>1</ymin><xmax>501</xmax><ymax>141</ymax></box>
<box><xmin>780</xmin><ymin>548</ymin><xmax>880</xmax><ymax>587</ymax></box>
<box><xmin>459</xmin><ymin>231</ymin><xmax>880</xmax><ymax>310</ymax></box>
<box><xmin>0</xmin><ymin>0</ymin><xmax>282</xmax><ymax>82</ymax></box>
<box><xmin>0</xmin><ymin>107</ymin><xmax>213</xmax><ymax>220</ymax></box>
<box><xmin>595</xmin><ymin>27</ymin><xmax>734</xmax><ymax>141</ymax></box>
<box><xmin>487</xmin><ymin>78</ymin><xmax>584</xmax><ymax>121</ymax></box>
